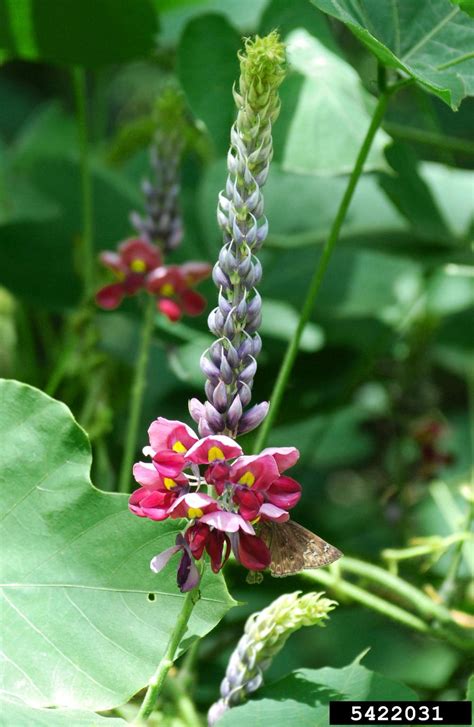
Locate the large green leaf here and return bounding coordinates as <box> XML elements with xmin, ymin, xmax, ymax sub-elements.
<box><xmin>219</xmin><ymin>664</ymin><xmax>417</xmax><ymax>727</ymax></box>
<box><xmin>278</xmin><ymin>29</ymin><xmax>390</xmax><ymax>175</ymax></box>
<box><xmin>0</xmin><ymin>0</ymin><xmax>158</xmax><ymax>67</ymax></box>
<box><xmin>311</xmin><ymin>0</ymin><xmax>474</xmax><ymax>109</ymax></box>
<box><xmin>177</xmin><ymin>14</ymin><xmax>241</xmax><ymax>155</ymax></box>
<box><xmin>0</xmin><ymin>380</ymin><xmax>235</xmax><ymax>710</ymax></box>
<box><xmin>0</xmin><ymin>694</ymin><xmax>126</xmax><ymax>727</ymax></box>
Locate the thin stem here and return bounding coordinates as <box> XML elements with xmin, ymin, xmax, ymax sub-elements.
<box><xmin>136</xmin><ymin>572</ymin><xmax>202</xmax><ymax>723</ymax></box>
<box><xmin>253</xmin><ymin>89</ymin><xmax>391</xmax><ymax>451</ymax></box>
<box><xmin>165</xmin><ymin>676</ymin><xmax>202</xmax><ymax>727</ymax></box>
<box><xmin>303</xmin><ymin>567</ymin><xmax>470</xmax><ymax>652</ymax></box>
<box><xmin>382</xmin><ymin>532</ymin><xmax>472</xmax><ymax>564</ymax></box>
<box><xmin>118</xmin><ymin>297</ymin><xmax>156</xmax><ymax>493</ymax></box>
<box><xmin>383</xmin><ymin>121</ymin><xmax>474</xmax><ymax>156</ymax></box>
<box><xmin>440</xmin><ymin>372</ymin><xmax>474</xmax><ymax>603</ymax></box>
<box><xmin>72</xmin><ymin>67</ymin><xmax>94</xmax><ymax>299</ymax></box>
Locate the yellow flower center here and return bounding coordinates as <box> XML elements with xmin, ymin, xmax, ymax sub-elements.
<box><xmin>172</xmin><ymin>441</ymin><xmax>187</xmax><ymax>453</ymax></box>
<box><xmin>187</xmin><ymin>507</ymin><xmax>203</xmax><ymax>519</ymax></box>
<box><xmin>161</xmin><ymin>282</ymin><xmax>175</xmax><ymax>297</ymax></box>
<box><xmin>163</xmin><ymin>477</ymin><xmax>176</xmax><ymax>490</ymax></box>
<box><xmin>250</xmin><ymin>515</ymin><xmax>261</xmax><ymax>525</ymax></box>
<box><xmin>208</xmin><ymin>446</ymin><xmax>225</xmax><ymax>462</ymax></box>
<box><xmin>239</xmin><ymin>471</ymin><xmax>256</xmax><ymax>487</ymax></box>
<box><xmin>130</xmin><ymin>258</ymin><xmax>147</xmax><ymax>273</ymax></box>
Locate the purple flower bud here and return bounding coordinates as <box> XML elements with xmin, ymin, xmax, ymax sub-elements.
<box><xmin>247</xmin><ymin>291</ymin><xmax>262</xmax><ymax>319</ymax></box>
<box><xmin>237</xmin><ymin>401</ymin><xmax>269</xmax><ymax>434</ymax></box>
<box><xmin>209</xmin><ymin>341</ymin><xmax>223</xmax><ymax>367</ymax></box>
<box><xmin>213</xmin><ymin>381</ymin><xmax>228</xmax><ymax>413</ymax></box>
<box><xmin>200</xmin><ymin>354</ymin><xmax>220</xmax><ymax>381</ymax></box>
<box><xmin>188</xmin><ymin>397</ymin><xmax>205</xmax><ymax>424</ymax></box>
<box><xmin>238</xmin><ymin>382</ymin><xmax>252</xmax><ymax>407</ymax></box>
<box><xmin>223</xmin><ymin>312</ymin><xmax>235</xmax><ymax>338</ymax></box>
<box><xmin>239</xmin><ymin>357</ymin><xmax>257</xmax><ymax>383</ymax></box>
<box><xmin>238</xmin><ymin>338</ymin><xmax>253</xmax><ymax>360</ymax></box>
<box><xmin>199</xmin><ymin>417</ymin><xmax>215</xmax><ymax>437</ymax></box>
<box><xmin>213</xmin><ymin>264</ymin><xmax>230</xmax><ymax>290</ymax></box>
<box><xmin>204</xmin><ymin>401</ymin><xmax>225</xmax><ymax>432</ymax></box>
<box><xmin>226</xmin><ymin>342</ymin><xmax>240</xmax><ymax>369</ymax></box>
<box><xmin>226</xmin><ymin>395</ymin><xmax>243</xmax><ymax>431</ymax></box>
<box><xmin>246</xmin><ymin>310</ymin><xmax>262</xmax><ymax>334</ymax></box>
<box><xmin>219</xmin><ymin>352</ymin><xmax>234</xmax><ymax>385</ymax></box>
<box><xmin>252</xmin><ymin>333</ymin><xmax>262</xmax><ymax>357</ymax></box>
<box><xmin>205</xmin><ymin>379</ymin><xmax>215</xmax><ymax>402</ymax></box>
<box><xmin>236</xmin><ymin>297</ymin><xmax>248</xmax><ymax>321</ymax></box>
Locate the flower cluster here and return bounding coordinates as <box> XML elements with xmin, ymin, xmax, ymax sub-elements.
<box><xmin>129</xmin><ymin>417</ymin><xmax>302</xmax><ymax>591</ymax></box>
<box><xmin>95</xmin><ymin>237</ymin><xmax>210</xmax><ymax>321</ymax></box>
<box><xmin>190</xmin><ymin>32</ymin><xmax>286</xmax><ymax>438</ymax></box>
<box><xmin>208</xmin><ymin>591</ymin><xmax>336</xmax><ymax>724</ymax></box>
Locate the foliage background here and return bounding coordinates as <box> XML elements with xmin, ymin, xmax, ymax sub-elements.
<box><xmin>0</xmin><ymin>0</ymin><xmax>472</xmax><ymax>723</ymax></box>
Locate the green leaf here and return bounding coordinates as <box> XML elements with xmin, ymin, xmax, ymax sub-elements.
<box><xmin>278</xmin><ymin>29</ymin><xmax>390</xmax><ymax>175</ymax></box>
<box><xmin>261</xmin><ymin>299</ymin><xmax>325</xmax><ymax>352</ymax></box>
<box><xmin>219</xmin><ymin>664</ymin><xmax>417</xmax><ymax>727</ymax></box>
<box><xmin>310</xmin><ymin>0</ymin><xmax>474</xmax><ymax>109</ymax></box>
<box><xmin>450</xmin><ymin>0</ymin><xmax>474</xmax><ymax>18</ymax></box>
<box><xmin>177</xmin><ymin>14</ymin><xmax>241</xmax><ymax>155</ymax></box>
<box><xmin>159</xmin><ymin>0</ymin><xmax>267</xmax><ymax>44</ymax></box>
<box><xmin>0</xmin><ymin>379</ymin><xmax>235</xmax><ymax>710</ymax></box>
<box><xmin>0</xmin><ymin>0</ymin><xmax>159</xmax><ymax>67</ymax></box>
<box><xmin>0</xmin><ymin>694</ymin><xmax>126</xmax><ymax>726</ymax></box>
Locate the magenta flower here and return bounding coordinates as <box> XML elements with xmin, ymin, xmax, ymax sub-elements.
<box><xmin>129</xmin><ymin>418</ymin><xmax>303</xmax><ymax>587</ymax></box>
<box><xmin>151</xmin><ymin>534</ymin><xmax>200</xmax><ymax>592</ymax></box>
<box><xmin>96</xmin><ymin>238</ymin><xmax>163</xmax><ymax>309</ymax></box>
<box><xmin>146</xmin><ymin>262</ymin><xmax>211</xmax><ymax>322</ymax></box>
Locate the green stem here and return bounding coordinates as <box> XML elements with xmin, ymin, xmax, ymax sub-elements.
<box><xmin>136</xmin><ymin>575</ymin><xmax>202</xmax><ymax>723</ymax></box>
<box><xmin>253</xmin><ymin>89</ymin><xmax>391</xmax><ymax>451</ymax></box>
<box><xmin>118</xmin><ymin>297</ymin><xmax>156</xmax><ymax>493</ymax></box>
<box><xmin>165</xmin><ymin>676</ymin><xmax>202</xmax><ymax>727</ymax></box>
<box><xmin>382</xmin><ymin>532</ymin><xmax>471</xmax><ymax>564</ymax></box>
<box><xmin>303</xmin><ymin>567</ymin><xmax>470</xmax><ymax>652</ymax></box>
<box><xmin>72</xmin><ymin>67</ymin><xmax>94</xmax><ymax>299</ymax></box>
<box><xmin>440</xmin><ymin>372</ymin><xmax>474</xmax><ymax>603</ymax></box>
<box><xmin>383</xmin><ymin>121</ymin><xmax>474</xmax><ymax>156</ymax></box>
<box><xmin>340</xmin><ymin>556</ymin><xmax>454</xmax><ymax>625</ymax></box>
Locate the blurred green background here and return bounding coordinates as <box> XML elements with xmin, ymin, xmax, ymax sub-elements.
<box><xmin>0</xmin><ymin>0</ymin><xmax>472</xmax><ymax>709</ymax></box>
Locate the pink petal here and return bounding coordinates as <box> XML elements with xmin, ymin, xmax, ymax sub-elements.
<box><xmin>200</xmin><ymin>510</ymin><xmax>255</xmax><ymax>534</ymax></box>
<box><xmin>229</xmin><ymin>454</ymin><xmax>280</xmax><ymax>491</ymax></box>
<box><xmin>180</xmin><ymin>261</ymin><xmax>212</xmax><ymax>285</ymax></box>
<box><xmin>260</xmin><ymin>446</ymin><xmax>300</xmax><ymax>473</ymax></box>
<box><xmin>133</xmin><ymin>462</ymin><xmax>162</xmax><ymax>488</ymax></box>
<box><xmin>259</xmin><ymin>503</ymin><xmax>289</xmax><ymax>523</ymax></box>
<box><xmin>266</xmin><ymin>475</ymin><xmax>302</xmax><ymax>509</ymax></box>
<box><xmin>95</xmin><ymin>283</ymin><xmax>125</xmax><ymax>310</ymax></box>
<box><xmin>148</xmin><ymin>418</ymin><xmax>198</xmax><ymax>453</ymax></box>
<box><xmin>158</xmin><ymin>298</ymin><xmax>182</xmax><ymax>322</ymax></box>
<box><xmin>150</xmin><ymin>544</ymin><xmax>181</xmax><ymax>573</ymax></box>
<box><xmin>119</xmin><ymin>237</ymin><xmax>162</xmax><ymax>270</ymax></box>
<box><xmin>181</xmin><ymin>289</ymin><xmax>207</xmax><ymax>316</ymax></box>
<box><xmin>185</xmin><ymin>435</ymin><xmax>242</xmax><ymax>465</ymax></box>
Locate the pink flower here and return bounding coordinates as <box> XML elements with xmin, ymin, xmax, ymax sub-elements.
<box><xmin>186</xmin><ymin>522</ymin><xmax>230</xmax><ymax>573</ymax></box>
<box><xmin>199</xmin><ymin>509</ymin><xmax>254</xmax><ymax>534</ymax></box>
<box><xmin>229</xmin><ymin>454</ymin><xmax>280</xmax><ymax>491</ymax></box>
<box><xmin>132</xmin><ymin>462</ymin><xmax>188</xmax><ymax>492</ymax></box>
<box><xmin>265</xmin><ymin>474</ymin><xmax>301</xmax><ymax>510</ymax></box>
<box><xmin>96</xmin><ymin>238</ymin><xmax>162</xmax><ymax>309</ymax></box>
<box><xmin>230</xmin><ymin>531</ymin><xmax>271</xmax><ymax>571</ymax></box>
<box><xmin>150</xmin><ymin>534</ymin><xmax>200</xmax><ymax>592</ymax></box>
<box><xmin>260</xmin><ymin>446</ymin><xmax>300</xmax><ymax>472</ymax></box>
<box><xmin>146</xmin><ymin>263</ymin><xmax>211</xmax><ymax>322</ymax></box>
<box><xmin>129</xmin><ymin>487</ymin><xmax>176</xmax><ymax>521</ymax></box>
<box><xmin>147</xmin><ymin>417</ymin><xmax>198</xmax><ymax>454</ymax></box>
<box><xmin>186</xmin><ymin>435</ymin><xmax>242</xmax><ymax>465</ymax></box>
<box><xmin>168</xmin><ymin>492</ymin><xmax>218</xmax><ymax>520</ymax></box>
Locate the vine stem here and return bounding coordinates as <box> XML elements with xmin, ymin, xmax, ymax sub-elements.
<box><xmin>136</xmin><ymin>571</ymin><xmax>202</xmax><ymax>723</ymax></box>
<box><xmin>118</xmin><ymin>296</ymin><xmax>156</xmax><ymax>493</ymax></box>
<box><xmin>253</xmin><ymin>88</ymin><xmax>393</xmax><ymax>452</ymax></box>
<box><xmin>72</xmin><ymin>67</ymin><xmax>94</xmax><ymax>299</ymax></box>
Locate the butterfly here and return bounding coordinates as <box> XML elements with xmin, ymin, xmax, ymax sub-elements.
<box><xmin>258</xmin><ymin>519</ymin><xmax>342</xmax><ymax>577</ymax></box>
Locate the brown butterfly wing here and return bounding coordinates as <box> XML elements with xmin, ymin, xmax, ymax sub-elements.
<box><xmin>259</xmin><ymin>520</ymin><xmax>342</xmax><ymax>577</ymax></box>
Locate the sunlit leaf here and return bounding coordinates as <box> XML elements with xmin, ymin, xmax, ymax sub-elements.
<box><xmin>311</xmin><ymin>0</ymin><xmax>474</xmax><ymax>109</ymax></box>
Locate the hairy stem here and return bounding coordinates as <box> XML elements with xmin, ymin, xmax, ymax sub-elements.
<box><xmin>253</xmin><ymin>88</ymin><xmax>392</xmax><ymax>451</ymax></box>
<box><xmin>72</xmin><ymin>67</ymin><xmax>94</xmax><ymax>299</ymax></box>
<box><xmin>118</xmin><ymin>296</ymin><xmax>156</xmax><ymax>493</ymax></box>
<box><xmin>136</xmin><ymin>574</ymin><xmax>201</xmax><ymax>722</ymax></box>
